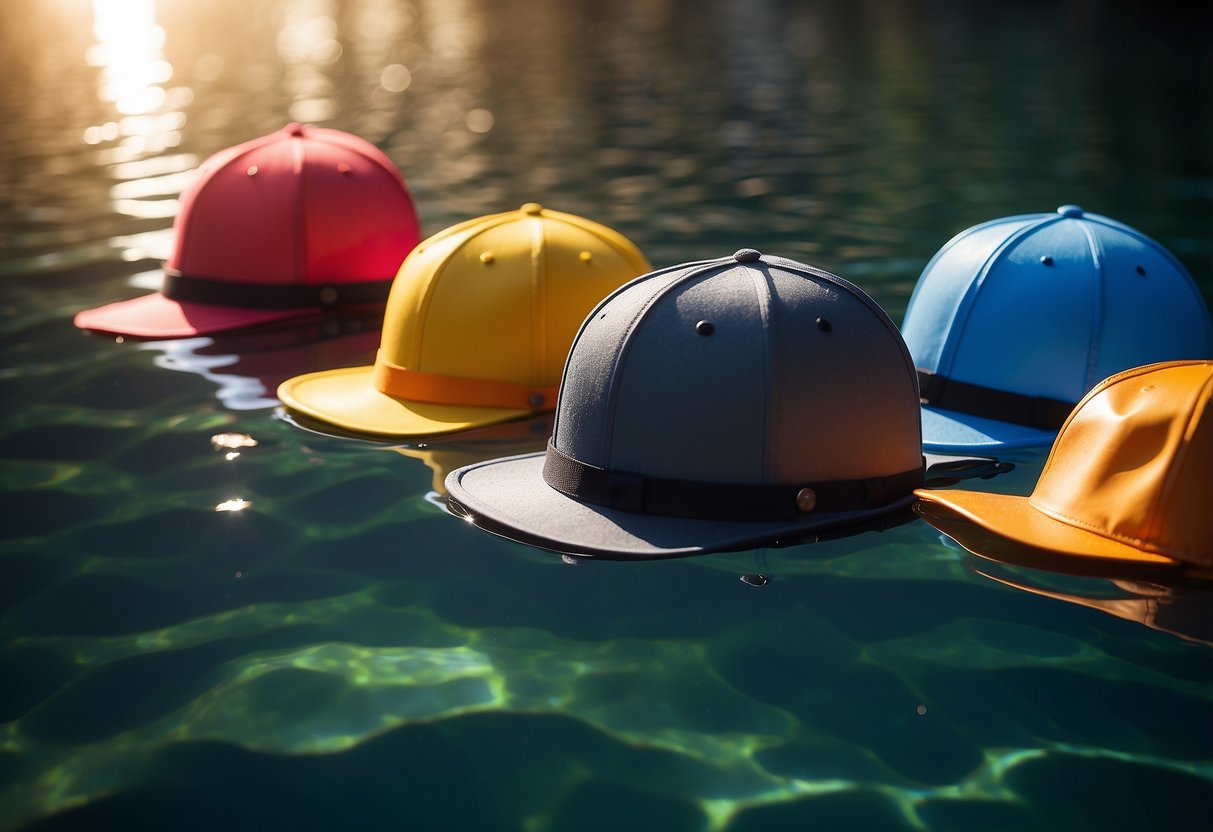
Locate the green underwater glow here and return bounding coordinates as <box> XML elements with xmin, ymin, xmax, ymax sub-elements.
<box><xmin>3</xmin><ymin>569</ymin><xmax>1210</xmax><ymax>831</ymax></box>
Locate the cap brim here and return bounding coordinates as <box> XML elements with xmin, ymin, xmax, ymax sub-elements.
<box><xmin>277</xmin><ymin>366</ymin><xmax>540</xmax><ymax>438</ymax></box>
<box><xmin>445</xmin><ymin>452</ymin><xmax>915</xmax><ymax>559</ymax></box>
<box><xmin>74</xmin><ymin>293</ymin><xmax>317</xmax><ymax>339</ymax></box>
<box><xmin>920</xmin><ymin>405</ymin><xmax>1057</xmax><ymax>453</ymax></box>
<box><xmin>913</xmin><ymin>489</ymin><xmax>1193</xmax><ymax>578</ymax></box>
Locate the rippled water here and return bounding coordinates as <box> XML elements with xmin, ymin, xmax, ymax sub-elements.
<box><xmin>1</xmin><ymin>1</ymin><xmax>1211</xmax><ymax>830</ymax></box>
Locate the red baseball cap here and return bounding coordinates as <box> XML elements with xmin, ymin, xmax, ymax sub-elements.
<box><xmin>75</xmin><ymin>123</ymin><xmax>421</xmax><ymax>339</ymax></box>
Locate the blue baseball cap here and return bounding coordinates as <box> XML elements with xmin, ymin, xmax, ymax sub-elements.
<box><xmin>902</xmin><ymin>205</ymin><xmax>1213</xmax><ymax>452</ymax></box>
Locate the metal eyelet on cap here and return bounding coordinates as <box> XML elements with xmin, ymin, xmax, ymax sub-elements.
<box><xmin>796</xmin><ymin>487</ymin><xmax>816</xmax><ymax>513</ymax></box>
<box><xmin>695</xmin><ymin>320</ymin><xmax>714</xmax><ymax>336</ymax></box>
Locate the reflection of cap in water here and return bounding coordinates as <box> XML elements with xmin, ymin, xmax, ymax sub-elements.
<box><xmin>902</xmin><ymin>206</ymin><xmax>1212</xmax><ymax>452</ymax></box>
<box><xmin>277</xmin><ymin>204</ymin><xmax>651</xmax><ymax>438</ymax></box>
<box><xmin>145</xmin><ymin>314</ymin><xmax>382</xmax><ymax>411</ymax></box>
<box><xmin>447</xmin><ymin>249</ymin><xmax>1004</xmax><ymax>560</ymax></box>
<box><xmin>977</xmin><ymin>570</ymin><xmax>1213</xmax><ymax>646</ymax></box>
<box><xmin>75</xmin><ymin>123</ymin><xmax>421</xmax><ymax>339</ymax></box>
<box><xmin>392</xmin><ymin>414</ymin><xmax>554</xmax><ymax>495</ymax></box>
<box><xmin>916</xmin><ymin>360</ymin><xmax>1213</xmax><ymax>578</ymax></box>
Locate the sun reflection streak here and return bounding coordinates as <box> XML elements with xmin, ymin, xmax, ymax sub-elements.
<box><xmin>86</xmin><ymin>0</ymin><xmax>193</xmax><ymax>241</ymax></box>
<box><xmin>87</xmin><ymin>0</ymin><xmax>168</xmax><ymax>116</ymax></box>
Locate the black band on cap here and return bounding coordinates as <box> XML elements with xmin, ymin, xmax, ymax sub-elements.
<box><xmin>162</xmin><ymin>270</ymin><xmax>393</xmax><ymax>310</ymax></box>
<box><xmin>917</xmin><ymin>369</ymin><xmax>1074</xmax><ymax>430</ymax></box>
<box><xmin>541</xmin><ymin>441</ymin><xmax>923</xmax><ymax>521</ymax></box>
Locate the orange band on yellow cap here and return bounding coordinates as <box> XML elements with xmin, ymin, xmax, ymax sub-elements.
<box><xmin>372</xmin><ymin>353</ymin><xmax>557</xmax><ymax>411</ymax></box>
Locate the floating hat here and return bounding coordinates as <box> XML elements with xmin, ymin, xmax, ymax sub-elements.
<box><xmin>446</xmin><ymin>249</ymin><xmax>1008</xmax><ymax>559</ymax></box>
<box><xmin>915</xmin><ymin>360</ymin><xmax>1213</xmax><ymax>578</ymax></box>
<box><xmin>74</xmin><ymin>123</ymin><xmax>421</xmax><ymax>339</ymax></box>
<box><xmin>276</xmin><ymin>204</ymin><xmax>651</xmax><ymax>438</ymax></box>
<box><xmin>902</xmin><ymin>205</ymin><xmax>1212</xmax><ymax>452</ymax></box>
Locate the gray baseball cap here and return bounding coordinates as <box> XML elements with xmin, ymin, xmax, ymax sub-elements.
<box><xmin>445</xmin><ymin>249</ymin><xmax>1000</xmax><ymax>558</ymax></box>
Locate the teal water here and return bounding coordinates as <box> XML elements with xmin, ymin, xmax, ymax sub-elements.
<box><xmin>2</xmin><ymin>1</ymin><xmax>1211</xmax><ymax>829</ymax></box>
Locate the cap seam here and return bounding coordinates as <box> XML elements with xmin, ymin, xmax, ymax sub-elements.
<box><xmin>1028</xmin><ymin>499</ymin><xmax>1178</xmax><ymax>557</ymax></box>
<box><xmin>531</xmin><ymin>214</ymin><xmax>546</xmax><ymax>388</ymax></box>
<box><xmin>1082</xmin><ymin>212</ymin><xmax>1205</xmax><ymax>299</ymax></box>
<box><xmin>539</xmin><ymin>208</ymin><xmax>651</xmax><ymax>273</ymax></box>
<box><xmin>939</xmin><ymin>213</ymin><xmax>1060</xmax><ymax>379</ymax></box>
<box><xmin>749</xmin><ymin>266</ymin><xmax>774</xmax><ymax>484</ymax></box>
<box><xmin>1074</xmin><ymin>219</ymin><xmax>1105</xmax><ymax>392</ymax></box>
<box><xmin>410</xmin><ymin>235</ymin><xmax>466</xmax><ymax>372</ymax></box>
<box><xmin>764</xmin><ymin>255</ymin><xmax>920</xmax><ymax>423</ymax></box>
<box><xmin>292</xmin><ymin>131</ymin><xmax>308</xmax><ymax>285</ymax></box>
<box><xmin>594</xmin><ymin>259</ymin><xmax>735</xmax><ymax>465</ymax></box>
<box><xmin>552</xmin><ymin>258</ymin><xmax>725</xmax><ymax>449</ymax></box>
<box><xmin>410</xmin><ymin>214</ymin><xmax>536</xmax><ymax>373</ymax></box>
<box><xmin>169</xmin><ymin>139</ymin><xmax>274</xmax><ymax>273</ymax></box>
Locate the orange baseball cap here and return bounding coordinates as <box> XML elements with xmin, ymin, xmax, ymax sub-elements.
<box><xmin>915</xmin><ymin>360</ymin><xmax>1213</xmax><ymax>577</ymax></box>
<box><xmin>74</xmin><ymin>123</ymin><xmax>421</xmax><ymax>339</ymax></box>
<box><xmin>276</xmin><ymin>204</ymin><xmax>651</xmax><ymax>438</ymax></box>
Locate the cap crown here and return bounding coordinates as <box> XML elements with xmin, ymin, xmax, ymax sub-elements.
<box><xmin>379</xmin><ymin>204</ymin><xmax>651</xmax><ymax>388</ymax></box>
<box><xmin>903</xmin><ymin>206</ymin><xmax>1212</xmax><ymax>406</ymax></box>
<box><xmin>169</xmin><ymin>123</ymin><xmax>421</xmax><ymax>286</ymax></box>
<box><xmin>553</xmin><ymin>251</ymin><xmax>923</xmax><ymax>487</ymax></box>
<box><xmin>1030</xmin><ymin>360</ymin><xmax>1213</xmax><ymax>564</ymax></box>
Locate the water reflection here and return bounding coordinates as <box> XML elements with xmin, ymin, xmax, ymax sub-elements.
<box><xmin>977</xmin><ymin>569</ymin><xmax>1213</xmax><ymax>647</ymax></box>
<box><xmin>139</xmin><ymin>315</ymin><xmax>381</xmax><ymax>411</ymax></box>
<box><xmin>393</xmin><ymin>413</ymin><xmax>554</xmax><ymax>502</ymax></box>
<box><xmin>86</xmin><ymin>0</ymin><xmax>188</xmax><ymax>161</ymax></box>
<box><xmin>84</xmin><ymin>0</ymin><xmax>192</xmax><ymax>272</ymax></box>
<box><xmin>276</xmin><ymin>0</ymin><xmax>342</xmax><ymax>124</ymax></box>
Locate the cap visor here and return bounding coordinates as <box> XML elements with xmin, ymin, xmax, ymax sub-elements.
<box><xmin>446</xmin><ymin>453</ymin><xmax>914</xmax><ymax>559</ymax></box>
<box><xmin>913</xmin><ymin>489</ymin><xmax>1190</xmax><ymax>578</ymax></box>
<box><xmin>920</xmin><ymin>405</ymin><xmax>1056</xmax><ymax>453</ymax></box>
<box><xmin>74</xmin><ymin>293</ymin><xmax>316</xmax><ymax>339</ymax></box>
<box><xmin>277</xmin><ymin>366</ymin><xmax>539</xmax><ymax>438</ymax></box>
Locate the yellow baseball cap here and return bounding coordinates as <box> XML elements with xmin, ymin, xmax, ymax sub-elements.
<box><xmin>915</xmin><ymin>360</ymin><xmax>1213</xmax><ymax>577</ymax></box>
<box><xmin>277</xmin><ymin>204</ymin><xmax>650</xmax><ymax>438</ymax></box>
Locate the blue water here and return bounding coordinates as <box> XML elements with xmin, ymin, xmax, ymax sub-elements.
<box><xmin>1</xmin><ymin>1</ymin><xmax>1211</xmax><ymax>829</ymax></box>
